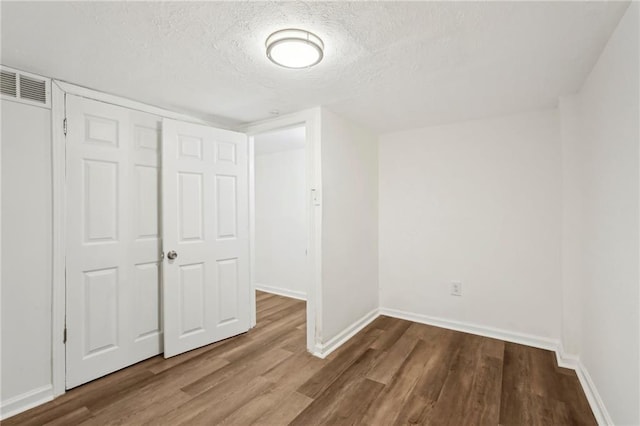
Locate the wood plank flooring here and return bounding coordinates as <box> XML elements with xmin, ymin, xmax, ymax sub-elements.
<box><xmin>5</xmin><ymin>291</ymin><xmax>596</xmax><ymax>425</ymax></box>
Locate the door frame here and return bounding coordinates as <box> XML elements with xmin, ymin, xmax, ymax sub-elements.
<box><xmin>50</xmin><ymin>80</ymin><xmax>233</xmax><ymax>398</ymax></box>
<box><xmin>244</xmin><ymin>109</ymin><xmax>323</xmax><ymax>356</ymax></box>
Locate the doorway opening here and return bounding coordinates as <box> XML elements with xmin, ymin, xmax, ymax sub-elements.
<box><xmin>252</xmin><ymin>126</ymin><xmax>308</xmax><ymax>351</ymax></box>
<box><xmin>51</xmin><ymin>84</ymin><xmax>323</xmax><ymax>398</ymax></box>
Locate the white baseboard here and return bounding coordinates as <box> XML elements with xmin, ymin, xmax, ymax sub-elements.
<box><xmin>555</xmin><ymin>342</ymin><xmax>580</xmax><ymax>369</ymax></box>
<box><xmin>1</xmin><ymin>308</ymin><xmax>610</xmax><ymax>425</ymax></box>
<box><xmin>379</xmin><ymin>307</ymin><xmax>611</xmax><ymax>426</ymax></box>
<box><xmin>379</xmin><ymin>307</ymin><xmax>559</xmax><ymax>352</ymax></box>
<box><xmin>0</xmin><ymin>384</ymin><xmax>53</xmax><ymax>420</ymax></box>
<box><xmin>313</xmin><ymin>308</ymin><xmax>379</xmax><ymax>359</ymax></box>
<box><xmin>255</xmin><ymin>283</ymin><xmax>306</xmax><ymax>301</ymax></box>
<box><xmin>574</xmin><ymin>360</ymin><xmax>614</xmax><ymax>425</ymax></box>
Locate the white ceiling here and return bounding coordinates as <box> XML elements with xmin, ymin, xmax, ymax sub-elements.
<box><xmin>0</xmin><ymin>1</ymin><xmax>630</xmax><ymax>133</ymax></box>
<box><xmin>254</xmin><ymin>126</ymin><xmax>305</xmax><ymax>155</ymax></box>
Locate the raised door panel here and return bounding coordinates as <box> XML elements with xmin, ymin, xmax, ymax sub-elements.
<box><xmin>178</xmin><ymin>173</ymin><xmax>204</xmax><ymax>242</ymax></box>
<box><xmin>162</xmin><ymin>118</ymin><xmax>249</xmax><ymax>358</ymax></box>
<box><xmin>179</xmin><ymin>263</ymin><xmax>206</xmax><ymax>337</ymax></box>
<box><xmin>134</xmin><ymin>165</ymin><xmax>159</xmax><ymax>240</ymax></box>
<box><xmin>217</xmin><ymin>258</ymin><xmax>239</xmax><ymax>325</ymax></box>
<box><xmin>216</xmin><ymin>175</ymin><xmax>237</xmax><ymax>240</ymax></box>
<box><xmin>66</xmin><ymin>96</ymin><xmax>162</xmax><ymax>389</ymax></box>
<box><xmin>83</xmin><ymin>267</ymin><xmax>119</xmax><ymax>357</ymax></box>
<box><xmin>211</xmin><ymin>134</ymin><xmax>250</xmax><ymax>339</ymax></box>
<box><xmin>66</xmin><ymin>97</ymin><xmax>129</xmax><ymax>388</ymax></box>
<box><xmin>134</xmin><ymin>262</ymin><xmax>161</xmax><ymax>341</ymax></box>
<box><xmin>216</xmin><ymin>141</ymin><xmax>236</xmax><ymax>164</ymax></box>
<box><xmin>84</xmin><ymin>160</ymin><xmax>119</xmax><ymax>243</ymax></box>
<box><xmin>84</xmin><ymin>115</ymin><xmax>119</xmax><ymax>147</ymax></box>
<box><xmin>134</xmin><ymin>125</ymin><xmax>159</xmax><ymax>152</ymax></box>
<box><xmin>178</xmin><ymin>135</ymin><xmax>203</xmax><ymax>160</ymax></box>
<box><xmin>128</xmin><ymin>111</ymin><xmax>163</xmax><ymax>357</ymax></box>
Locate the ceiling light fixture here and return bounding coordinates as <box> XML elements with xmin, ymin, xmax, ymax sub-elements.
<box><xmin>265</xmin><ymin>29</ymin><xmax>324</xmax><ymax>69</ymax></box>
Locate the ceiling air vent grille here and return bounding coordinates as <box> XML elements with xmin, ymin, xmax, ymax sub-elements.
<box><xmin>1</xmin><ymin>70</ymin><xmax>17</xmax><ymax>97</ymax></box>
<box><xmin>19</xmin><ymin>75</ymin><xmax>47</xmax><ymax>104</ymax></box>
<box><xmin>0</xmin><ymin>66</ymin><xmax>51</xmax><ymax>108</ymax></box>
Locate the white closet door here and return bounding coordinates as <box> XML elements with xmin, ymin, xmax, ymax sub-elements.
<box><xmin>66</xmin><ymin>96</ymin><xmax>162</xmax><ymax>388</ymax></box>
<box><xmin>162</xmin><ymin>118</ymin><xmax>250</xmax><ymax>358</ymax></box>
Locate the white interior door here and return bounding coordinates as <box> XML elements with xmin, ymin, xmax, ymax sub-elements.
<box><xmin>66</xmin><ymin>96</ymin><xmax>162</xmax><ymax>388</ymax></box>
<box><xmin>162</xmin><ymin>118</ymin><xmax>250</xmax><ymax>358</ymax></box>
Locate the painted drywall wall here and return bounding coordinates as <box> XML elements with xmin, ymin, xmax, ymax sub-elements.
<box><xmin>254</xmin><ymin>142</ymin><xmax>307</xmax><ymax>299</ymax></box>
<box><xmin>559</xmin><ymin>94</ymin><xmax>583</xmax><ymax>358</ymax></box>
<box><xmin>1</xmin><ymin>100</ymin><xmax>53</xmax><ymax>414</ymax></box>
<box><xmin>379</xmin><ymin>109</ymin><xmax>562</xmax><ymax>341</ymax></box>
<box><xmin>320</xmin><ymin>108</ymin><xmax>379</xmax><ymax>343</ymax></box>
<box><xmin>560</xmin><ymin>3</ymin><xmax>639</xmax><ymax>424</ymax></box>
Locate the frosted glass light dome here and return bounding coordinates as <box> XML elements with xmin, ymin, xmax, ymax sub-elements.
<box><xmin>266</xmin><ymin>29</ymin><xmax>324</xmax><ymax>69</ymax></box>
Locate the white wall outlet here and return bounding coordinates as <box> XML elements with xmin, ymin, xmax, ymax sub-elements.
<box><xmin>451</xmin><ymin>281</ymin><xmax>462</xmax><ymax>296</ymax></box>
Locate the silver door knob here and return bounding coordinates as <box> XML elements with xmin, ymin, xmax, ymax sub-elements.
<box><xmin>167</xmin><ymin>250</ymin><xmax>178</xmax><ymax>260</ymax></box>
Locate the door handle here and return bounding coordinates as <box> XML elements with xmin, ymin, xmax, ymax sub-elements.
<box><xmin>167</xmin><ymin>250</ymin><xmax>178</xmax><ymax>260</ymax></box>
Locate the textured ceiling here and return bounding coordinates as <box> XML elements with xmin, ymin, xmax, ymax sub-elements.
<box><xmin>0</xmin><ymin>1</ymin><xmax>630</xmax><ymax>132</ymax></box>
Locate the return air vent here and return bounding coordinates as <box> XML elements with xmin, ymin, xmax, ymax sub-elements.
<box><xmin>20</xmin><ymin>75</ymin><xmax>47</xmax><ymax>104</ymax></box>
<box><xmin>0</xmin><ymin>66</ymin><xmax>51</xmax><ymax>108</ymax></box>
<box><xmin>1</xmin><ymin>70</ymin><xmax>17</xmax><ymax>97</ymax></box>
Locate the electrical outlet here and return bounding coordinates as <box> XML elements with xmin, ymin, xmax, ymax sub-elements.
<box><xmin>451</xmin><ymin>281</ymin><xmax>462</xmax><ymax>296</ymax></box>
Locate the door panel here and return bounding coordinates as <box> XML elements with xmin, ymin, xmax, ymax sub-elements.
<box><xmin>134</xmin><ymin>261</ymin><xmax>161</xmax><ymax>340</ymax></box>
<box><xmin>162</xmin><ymin>118</ymin><xmax>249</xmax><ymax>358</ymax></box>
<box><xmin>66</xmin><ymin>96</ymin><xmax>162</xmax><ymax>388</ymax></box>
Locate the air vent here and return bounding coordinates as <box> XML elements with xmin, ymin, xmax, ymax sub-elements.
<box><xmin>19</xmin><ymin>75</ymin><xmax>47</xmax><ymax>104</ymax></box>
<box><xmin>1</xmin><ymin>70</ymin><xmax>17</xmax><ymax>97</ymax></box>
<box><xmin>0</xmin><ymin>66</ymin><xmax>50</xmax><ymax>108</ymax></box>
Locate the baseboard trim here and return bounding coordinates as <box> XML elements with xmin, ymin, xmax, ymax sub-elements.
<box><xmin>574</xmin><ymin>360</ymin><xmax>614</xmax><ymax>425</ymax></box>
<box><xmin>255</xmin><ymin>284</ymin><xmax>306</xmax><ymax>301</ymax></box>
<box><xmin>538</xmin><ymin>342</ymin><xmax>613</xmax><ymax>425</ymax></box>
<box><xmin>379</xmin><ymin>307</ymin><xmax>559</xmax><ymax>352</ymax></box>
<box><xmin>555</xmin><ymin>342</ymin><xmax>580</xmax><ymax>369</ymax></box>
<box><xmin>379</xmin><ymin>307</ymin><xmax>611</xmax><ymax>426</ymax></box>
<box><xmin>0</xmin><ymin>384</ymin><xmax>54</xmax><ymax>420</ymax></box>
<box><xmin>1</xmin><ymin>309</ymin><xmax>610</xmax><ymax>425</ymax></box>
<box><xmin>314</xmin><ymin>308</ymin><xmax>379</xmax><ymax>359</ymax></box>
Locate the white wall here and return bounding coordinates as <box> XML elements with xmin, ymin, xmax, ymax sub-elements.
<box><xmin>1</xmin><ymin>100</ymin><xmax>53</xmax><ymax>415</ymax></box>
<box><xmin>559</xmin><ymin>94</ymin><xmax>583</xmax><ymax>358</ymax></box>
<box><xmin>379</xmin><ymin>109</ymin><xmax>562</xmax><ymax>341</ymax></box>
<box><xmin>320</xmin><ymin>108</ymin><xmax>379</xmax><ymax>344</ymax></box>
<box><xmin>254</xmin><ymin>145</ymin><xmax>307</xmax><ymax>299</ymax></box>
<box><xmin>560</xmin><ymin>3</ymin><xmax>639</xmax><ymax>424</ymax></box>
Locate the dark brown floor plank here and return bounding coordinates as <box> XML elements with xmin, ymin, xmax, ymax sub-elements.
<box><xmin>412</xmin><ymin>329</ymin><xmax>465</xmax><ymax>401</ymax></box>
<box><xmin>5</xmin><ymin>292</ymin><xmax>596</xmax><ymax>426</ymax></box>
<box><xmin>219</xmin><ymin>353</ymin><xmax>324</xmax><ymax>425</ymax></box>
<box><xmin>173</xmin><ymin>376</ymin><xmax>275</xmax><ymax>425</ymax></box>
<box><xmin>366</xmin><ymin>330</ymin><xmax>418</xmax><ymax>384</ymax></box>
<box><xmin>499</xmin><ymin>342</ymin><xmax>593</xmax><ymax>425</ymax></box>
<box><xmin>369</xmin><ymin>317</ymin><xmax>412</xmax><ymax>351</ymax></box>
<box><xmin>361</xmin><ymin>339</ymin><xmax>435</xmax><ymax>424</ymax></box>
<box><xmin>255</xmin><ymin>290</ymin><xmax>276</xmax><ymax>301</ymax></box>
<box><xmin>80</xmin><ymin>357</ymin><xmax>230</xmax><ymax>425</ymax></box>
<box><xmin>42</xmin><ymin>407</ymin><xmax>92</xmax><ymax>426</ymax></box>
<box><xmin>252</xmin><ymin>391</ymin><xmax>313</xmax><ymax>425</ymax></box>
<box><xmin>180</xmin><ymin>346</ymin><xmax>293</xmax><ymax>397</ymax></box>
<box><xmin>296</xmin><ymin>328</ymin><xmax>383</xmax><ymax>399</ymax></box>
<box><xmin>290</xmin><ymin>349</ymin><xmax>384</xmax><ymax>426</ymax></box>
<box><xmin>427</xmin><ymin>339</ymin><xmax>502</xmax><ymax>425</ymax></box>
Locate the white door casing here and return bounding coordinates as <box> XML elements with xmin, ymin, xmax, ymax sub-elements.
<box><xmin>162</xmin><ymin>118</ymin><xmax>250</xmax><ymax>358</ymax></box>
<box><xmin>65</xmin><ymin>96</ymin><xmax>162</xmax><ymax>388</ymax></box>
<box><xmin>245</xmin><ymin>108</ymin><xmax>322</xmax><ymax>355</ymax></box>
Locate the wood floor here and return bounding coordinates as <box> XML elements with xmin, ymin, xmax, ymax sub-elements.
<box><xmin>5</xmin><ymin>291</ymin><xmax>595</xmax><ymax>425</ymax></box>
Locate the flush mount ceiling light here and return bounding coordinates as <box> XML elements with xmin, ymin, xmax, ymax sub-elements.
<box><xmin>265</xmin><ymin>29</ymin><xmax>324</xmax><ymax>69</ymax></box>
